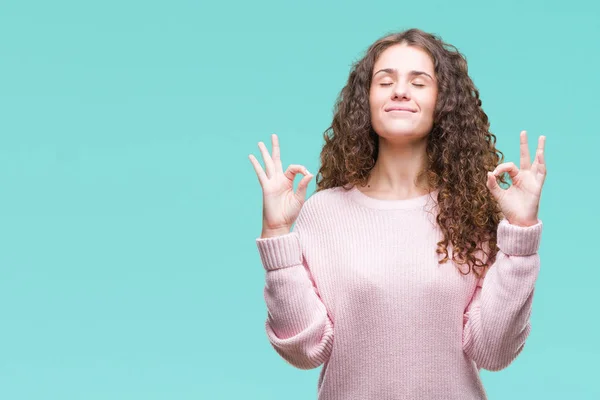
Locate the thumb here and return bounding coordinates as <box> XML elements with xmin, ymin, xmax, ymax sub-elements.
<box><xmin>486</xmin><ymin>172</ymin><xmax>502</xmax><ymax>199</ymax></box>
<box><xmin>295</xmin><ymin>172</ymin><xmax>314</xmax><ymax>200</ymax></box>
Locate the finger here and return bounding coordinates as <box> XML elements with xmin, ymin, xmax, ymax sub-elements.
<box><xmin>486</xmin><ymin>171</ymin><xmax>502</xmax><ymax>198</ymax></box>
<box><xmin>295</xmin><ymin>172</ymin><xmax>314</xmax><ymax>199</ymax></box>
<box><xmin>284</xmin><ymin>164</ymin><xmax>310</xmax><ymax>181</ymax></box>
<box><xmin>532</xmin><ymin>135</ymin><xmax>546</xmax><ymax>169</ymax></box>
<box><xmin>519</xmin><ymin>130</ymin><xmax>531</xmax><ymax>170</ymax></box>
<box><xmin>258</xmin><ymin>141</ymin><xmax>275</xmax><ymax>178</ymax></box>
<box><xmin>492</xmin><ymin>162</ymin><xmax>519</xmax><ymax>180</ymax></box>
<box><xmin>533</xmin><ymin>136</ymin><xmax>547</xmax><ymax>180</ymax></box>
<box><xmin>486</xmin><ymin>172</ymin><xmax>502</xmax><ymax>195</ymax></box>
<box><xmin>248</xmin><ymin>154</ymin><xmax>268</xmax><ymax>186</ymax></box>
<box><xmin>271</xmin><ymin>134</ymin><xmax>283</xmax><ymax>172</ymax></box>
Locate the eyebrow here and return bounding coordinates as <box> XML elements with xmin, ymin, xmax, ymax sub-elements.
<box><xmin>372</xmin><ymin>68</ymin><xmax>434</xmax><ymax>81</ymax></box>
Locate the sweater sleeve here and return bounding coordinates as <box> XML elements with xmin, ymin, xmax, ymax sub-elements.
<box><xmin>255</xmin><ymin>209</ymin><xmax>334</xmax><ymax>370</ymax></box>
<box><xmin>462</xmin><ymin>218</ymin><xmax>543</xmax><ymax>371</ymax></box>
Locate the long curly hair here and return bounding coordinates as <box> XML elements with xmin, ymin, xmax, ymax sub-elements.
<box><xmin>315</xmin><ymin>28</ymin><xmax>508</xmax><ymax>279</ymax></box>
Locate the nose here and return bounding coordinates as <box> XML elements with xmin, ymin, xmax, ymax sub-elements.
<box><xmin>391</xmin><ymin>82</ymin><xmax>410</xmax><ymax>100</ymax></box>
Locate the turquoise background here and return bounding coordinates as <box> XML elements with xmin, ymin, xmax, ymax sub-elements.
<box><xmin>0</xmin><ymin>0</ymin><xmax>597</xmax><ymax>398</ymax></box>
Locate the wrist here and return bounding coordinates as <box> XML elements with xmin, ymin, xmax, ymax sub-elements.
<box><xmin>506</xmin><ymin>218</ymin><xmax>539</xmax><ymax>228</ymax></box>
<box><xmin>260</xmin><ymin>227</ymin><xmax>292</xmax><ymax>238</ymax></box>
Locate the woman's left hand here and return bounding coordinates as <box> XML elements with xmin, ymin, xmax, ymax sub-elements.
<box><xmin>486</xmin><ymin>130</ymin><xmax>547</xmax><ymax>227</ymax></box>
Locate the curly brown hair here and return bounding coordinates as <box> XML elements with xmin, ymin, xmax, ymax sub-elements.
<box><xmin>315</xmin><ymin>28</ymin><xmax>508</xmax><ymax>279</ymax></box>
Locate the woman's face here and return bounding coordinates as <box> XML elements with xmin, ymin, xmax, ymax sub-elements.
<box><xmin>369</xmin><ymin>43</ymin><xmax>438</xmax><ymax>142</ymax></box>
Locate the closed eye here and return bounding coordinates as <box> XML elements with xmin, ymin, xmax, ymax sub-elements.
<box><xmin>380</xmin><ymin>83</ymin><xmax>425</xmax><ymax>87</ymax></box>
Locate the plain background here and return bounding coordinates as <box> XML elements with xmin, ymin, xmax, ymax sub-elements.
<box><xmin>0</xmin><ymin>0</ymin><xmax>598</xmax><ymax>398</ymax></box>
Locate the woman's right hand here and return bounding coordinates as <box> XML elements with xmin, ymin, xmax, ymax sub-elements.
<box><xmin>249</xmin><ymin>134</ymin><xmax>314</xmax><ymax>238</ymax></box>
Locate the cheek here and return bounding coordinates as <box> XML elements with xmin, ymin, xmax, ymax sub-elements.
<box><xmin>368</xmin><ymin>90</ymin><xmax>378</xmax><ymax>106</ymax></box>
<box><xmin>371</xmin><ymin>90</ymin><xmax>389</xmax><ymax>108</ymax></box>
<box><xmin>369</xmin><ymin>94</ymin><xmax>381</xmax><ymax>115</ymax></box>
<box><xmin>421</xmin><ymin>92</ymin><xmax>437</xmax><ymax>114</ymax></box>
<box><xmin>429</xmin><ymin>90</ymin><xmax>439</xmax><ymax>109</ymax></box>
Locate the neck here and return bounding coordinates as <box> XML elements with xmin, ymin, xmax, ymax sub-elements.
<box><xmin>361</xmin><ymin>136</ymin><xmax>432</xmax><ymax>199</ymax></box>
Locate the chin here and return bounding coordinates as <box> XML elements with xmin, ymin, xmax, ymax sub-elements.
<box><xmin>379</xmin><ymin>125</ymin><xmax>423</xmax><ymax>136</ymax></box>
<box><xmin>377</xmin><ymin>128</ymin><xmax>430</xmax><ymax>142</ymax></box>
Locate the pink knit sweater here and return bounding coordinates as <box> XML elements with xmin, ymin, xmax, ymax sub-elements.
<box><xmin>255</xmin><ymin>185</ymin><xmax>542</xmax><ymax>400</ymax></box>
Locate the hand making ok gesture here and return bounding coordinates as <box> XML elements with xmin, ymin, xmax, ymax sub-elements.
<box><xmin>249</xmin><ymin>134</ymin><xmax>314</xmax><ymax>238</ymax></box>
<box><xmin>486</xmin><ymin>130</ymin><xmax>547</xmax><ymax>227</ymax></box>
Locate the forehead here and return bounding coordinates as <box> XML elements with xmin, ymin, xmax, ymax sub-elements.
<box><xmin>373</xmin><ymin>44</ymin><xmax>434</xmax><ymax>74</ymax></box>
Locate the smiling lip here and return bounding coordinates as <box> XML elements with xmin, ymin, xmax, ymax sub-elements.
<box><xmin>385</xmin><ymin>107</ymin><xmax>417</xmax><ymax>113</ymax></box>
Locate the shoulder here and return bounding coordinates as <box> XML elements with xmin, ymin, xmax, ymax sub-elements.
<box><xmin>302</xmin><ymin>186</ymin><xmax>350</xmax><ymax>214</ymax></box>
<box><xmin>294</xmin><ymin>186</ymin><xmax>351</xmax><ymax>228</ymax></box>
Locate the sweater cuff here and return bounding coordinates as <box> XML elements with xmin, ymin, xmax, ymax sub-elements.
<box><xmin>496</xmin><ymin>218</ymin><xmax>543</xmax><ymax>256</ymax></box>
<box><xmin>256</xmin><ymin>232</ymin><xmax>303</xmax><ymax>271</ymax></box>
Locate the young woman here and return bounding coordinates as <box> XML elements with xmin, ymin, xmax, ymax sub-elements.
<box><xmin>248</xmin><ymin>28</ymin><xmax>546</xmax><ymax>400</ymax></box>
